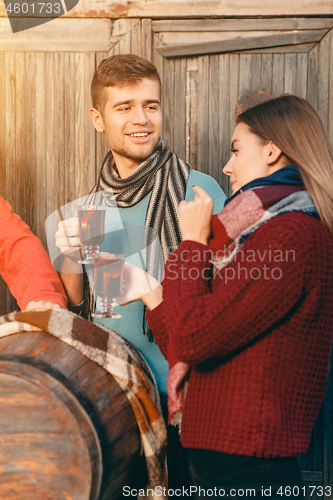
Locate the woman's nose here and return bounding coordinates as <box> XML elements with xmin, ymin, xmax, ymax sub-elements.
<box><xmin>223</xmin><ymin>157</ymin><xmax>233</xmax><ymax>176</ymax></box>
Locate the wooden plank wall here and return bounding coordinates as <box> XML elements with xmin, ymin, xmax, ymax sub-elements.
<box><xmin>156</xmin><ymin>28</ymin><xmax>333</xmax><ymax>199</ymax></box>
<box><xmin>0</xmin><ymin>52</ymin><xmax>96</xmax><ymax>242</ymax></box>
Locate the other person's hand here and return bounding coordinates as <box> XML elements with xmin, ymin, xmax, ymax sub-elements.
<box><xmin>55</xmin><ymin>217</ymin><xmax>81</xmax><ymax>262</ymax></box>
<box><xmin>117</xmin><ymin>262</ymin><xmax>162</xmax><ymax>310</ymax></box>
<box><xmin>178</xmin><ymin>185</ymin><xmax>213</xmax><ymax>246</ymax></box>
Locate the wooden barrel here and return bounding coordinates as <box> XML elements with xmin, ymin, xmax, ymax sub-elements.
<box><xmin>0</xmin><ymin>331</ymin><xmax>147</xmax><ymax>500</ymax></box>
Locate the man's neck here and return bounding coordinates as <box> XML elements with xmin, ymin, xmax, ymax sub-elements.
<box><xmin>112</xmin><ymin>154</ymin><xmax>143</xmax><ymax>179</ymax></box>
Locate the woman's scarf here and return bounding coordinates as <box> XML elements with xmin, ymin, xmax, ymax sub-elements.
<box><xmin>84</xmin><ymin>138</ymin><xmax>191</xmax><ymax>339</ymax></box>
<box><xmin>167</xmin><ymin>170</ymin><xmax>318</xmax><ymax>428</ymax></box>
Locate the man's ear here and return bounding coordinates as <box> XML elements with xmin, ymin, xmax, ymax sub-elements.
<box><xmin>265</xmin><ymin>141</ymin><xmax>283</xmax><ymax>165</ymax></box>
<box><xmin>89</xmin><ymin>108</ymin><xmax>105</xmax><ymax>133</ymax></box>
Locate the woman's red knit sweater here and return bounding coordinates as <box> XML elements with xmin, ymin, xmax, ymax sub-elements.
<box><xmin>0</xmin><ymin>196</ymin><xmax>67</xmax><ymax>310</ymax></box>
<box><xmin>146</xmin><ymin>212</ymin><xmax>333</xmax><ymax>458</ymax></box>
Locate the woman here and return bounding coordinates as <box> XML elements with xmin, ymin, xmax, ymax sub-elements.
<box><xmin>120</xmin><ymin>95</ymin><xmax>333</xmax><ymax>498</ymax></box>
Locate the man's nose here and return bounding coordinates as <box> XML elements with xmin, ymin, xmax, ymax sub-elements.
<box><xmin>131</xmin><ymin>106</ymin><xmax>149</xmax><ymax>125</ymax></box>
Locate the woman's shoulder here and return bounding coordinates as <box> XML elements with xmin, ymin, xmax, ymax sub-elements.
<box><xmin>248</xmin><ymin>211</ymin><xmax>333</xmax><ymax>257</ymax></box>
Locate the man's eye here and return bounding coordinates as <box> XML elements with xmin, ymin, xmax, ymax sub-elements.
<box><xmin>119</xmin><ymin>107</ymin><xmax>130</xmax><ymax>112</ymax></box>
<box><xmin>146</xmin><ymin>105</ymin><xmax>157</xmax><ymax>111</ymax></box>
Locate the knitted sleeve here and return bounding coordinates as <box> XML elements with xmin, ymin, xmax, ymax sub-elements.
<box><xmin>146</xmin><ymin>302</ymin><xmax>168</xmax><ymax>357</ymax></box>
<box><xmin>159</xmin><ymin>214</ymin><xmax>311</xmax><ymax>364</ymax></box>
<box><xmin>0</xmin><ymin>196</ymin><xmax>67</xmax><ymax>310</ymax></box>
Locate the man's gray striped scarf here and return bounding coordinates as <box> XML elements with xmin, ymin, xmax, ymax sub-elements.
<box><xmin>86</xmin><ymin>138</ymin><xmax>191</xmax><ymax>338</ymax></box>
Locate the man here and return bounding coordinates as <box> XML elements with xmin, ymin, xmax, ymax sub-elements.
<box><xmin>55</xmin><ymin>53</ymin><xmax>226</xmax><ymax>488</ymax></box>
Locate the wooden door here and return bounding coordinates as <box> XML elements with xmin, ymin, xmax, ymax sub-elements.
<box><xmin>151</xmin><ymin>17</ymin><xmax>333</xmax><ymax>498</ymax></box>
<box><xmin>152</xmin><ymin>18</ymin><xmax>333</xmax><ymax>197</ymax></box>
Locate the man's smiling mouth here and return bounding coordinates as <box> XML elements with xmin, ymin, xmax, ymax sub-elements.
<box><xmin>128</xmin><ymin>132</ymin><xmax>150</xmax><ymax>138</ymax></box>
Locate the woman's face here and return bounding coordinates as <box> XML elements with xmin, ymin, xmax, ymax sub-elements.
<box><xmin>223</xmin><ymin>122</ymin><xmax>277</xmax><ymax>194</ymax></box>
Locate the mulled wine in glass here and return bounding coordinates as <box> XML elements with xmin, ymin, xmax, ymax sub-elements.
<box><xmin>92</xmin><ymin>253</ymin><xmax>125</xmax><ymax>319</ymax></box>
<box><xmin>77</xmin><ymin>205</ymin><xmax>106</xmax><ymax>264</ymax></box>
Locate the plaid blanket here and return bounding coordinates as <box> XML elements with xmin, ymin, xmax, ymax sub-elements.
<box><xmin>0</xmin><ymin>308</ymin><xmax>167</xmax><ymax>499</ymax></box>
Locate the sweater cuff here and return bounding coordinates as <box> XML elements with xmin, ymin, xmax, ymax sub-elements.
<box><xmin>68</xmin><ymin>300</ymin><xmax>84</xmax><ymax>314</ymax></box>
<box><xmin>146</xmin><ymin>302</ymin><xmax>165</xmax><ymax>335</ymax></box>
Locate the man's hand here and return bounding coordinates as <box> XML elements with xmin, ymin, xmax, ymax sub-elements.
<box><xmin>55</xmin><ymin>217</ymin><xmax>81</xmax><ymax>261</ymax></box>
<box><xmin>178</xmin><ymin>185</ymin><xmax>213</xmax><ymax>246</ymax></box>
<box><xmin>26</xmin><ymin>301</ymin><xmax>62</xmax><ymax>311</ymax></box>
<box><xmin>117</xmin><ymin>262</ymin><xmax>163</xmax><ymax>311</ymax></box>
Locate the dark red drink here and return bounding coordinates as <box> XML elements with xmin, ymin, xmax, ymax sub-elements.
<box><xmin>94</xmin><ymin>257</ymin><xmax>124</xmax><ymax>299</ymax></box>
<box><xmin>78</xmin><ymin>208</ymin><xmax>106</xmax><ymax>246</ymax></box>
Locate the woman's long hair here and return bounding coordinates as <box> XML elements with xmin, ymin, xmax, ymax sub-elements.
<box><xmin>237</xmin><ymin>95</ymin><xmax>333</xmax><ymax>233</ymax></box>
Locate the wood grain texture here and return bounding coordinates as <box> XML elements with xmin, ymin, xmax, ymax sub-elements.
<box><xmin>308</xmin><ymin>44</ymin><xmax>320</xmax><ymax>110</ymax></box>
<box><xmin>95</xmin><ymin>52</ymin><xmax>110</xmax><ymax>177</ymax></box>
<box><xmin>239</xmin><ymin>54</ymin><xmax>252</xmax><ymax>99</ymax></box>
<box><xmin>155</xmin><ymin>30</ymin><xmax>328</xmax><ymax>58</ymax></box>
<box><xmin>296</xmin><ymin>53</ymin><xmax>308</xmax><ymax>98</ymax></box>
<box><xmin>229</xmin><ymin>53</ymin><xmax>240</xmax><ymax>137</ymax></box>
<box><xmin>153</xmin><ymin>33</ymin><xmax>164</xmax><ymax>83</ymax></box>
<box><xmin>185</xmin><ymin>58</ymin><xmax>198</xmax><ymax>169</ymax></box>
<box><xmin>284</xmin><ymin>53</ymin><xmax>297</xmax><ymax>94</ymax></box>
<box><xmin>208</xmin><ymin>54</ymin><xmax>219</xmax><ymax>179</ymax></box>
<box><xmin>64</xmin><ymin>53</ymin><xmax>76</xmax><ymax>204</ymax></box>
<box><xmin>61</xmin><ymin>0</ymin><xmax>333</xmax><ymax>19</ymax></box>
<box><xmin>142</xmin><ymin>18</ymin><xmax>152</xmax><ymax>61</ymax></box>
<box><xmin>25</xmin><ymin>53</ymin><xmax>37</xmax><ymax>233</ymax></box>
<box><xmin>35</xmin><ymin>53</ymin><xmax>47</xmax><ymax>247</ymax></box>
<box><xmin>272</xmin><ymin>54</ymin><xmax>284</xmax><ymax>96</ymax></box>
<box><xmin>173</xmin><ymin>57</ymin><xmax>187</xmax><ymax>161</ymax></box>
<box><xmin>243</xmin><ymin>43</ymin><xmax>316</xmax><ymax>54</ymax></box>
<box><xmin>0</xmin><ymin>19</ymin><xmax>112</xmax><ymax>52</ymax></box>
<box><xmin>250</xmin><ymin>54</ymin><xmax>262</xmax><ymax>90</ymax></box>
<box><xmin>152</xmin><ymin>19</ymin><xmax>333</xmax><ymax>33</ymax></box>
<box><xmin>318</xmin><ymin>30</ymin><xmax>331</xmax><ymax>130</ymax></box>
<box><xmin>260</xmin><ymin>54</ymin><xmax>273</xmax><ymax>94</ymax></box>
<box><xmin>329</xmin><ymin>31</ymin><xmax>333</xmax><ymax>145</ymax></box>
<box><xmin>218</xmin><ymin>53</ymin><xmax>231</xmax><ymax>196</ymax></box>
<box><xmin>196</xmin><ymin>55</ymin><xmax>209</xmax><ymax>173</ymax></box>
<box><xmin>0</xmin><ymin>363</ymin><xmax>98</xmax><ymax>500</ymax></box>
<box><xmin>130</xmin><ymin>19</ymin><xmax>142</xmax><ymax>56</ymax></box>
<box><xmin>162</xmin><ymin>57</ymin><xmax>175</xmax><ymax>152</ymax></box>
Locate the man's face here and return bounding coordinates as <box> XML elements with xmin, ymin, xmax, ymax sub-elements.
<box><xmin>91</xmin><ymin>78</ymin><xmax>162</xmax><ymax>177</ymax></box>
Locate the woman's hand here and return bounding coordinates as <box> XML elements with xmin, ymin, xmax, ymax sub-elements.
<box><xmin>178</xmin><ymin>185</ymin><xmax>213</xmax><ymax>246</ymax></box>
<box><xmin>117</xmin><ymin>262</ymin><xmax>163</xmax><ymax>311</ymax></box>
